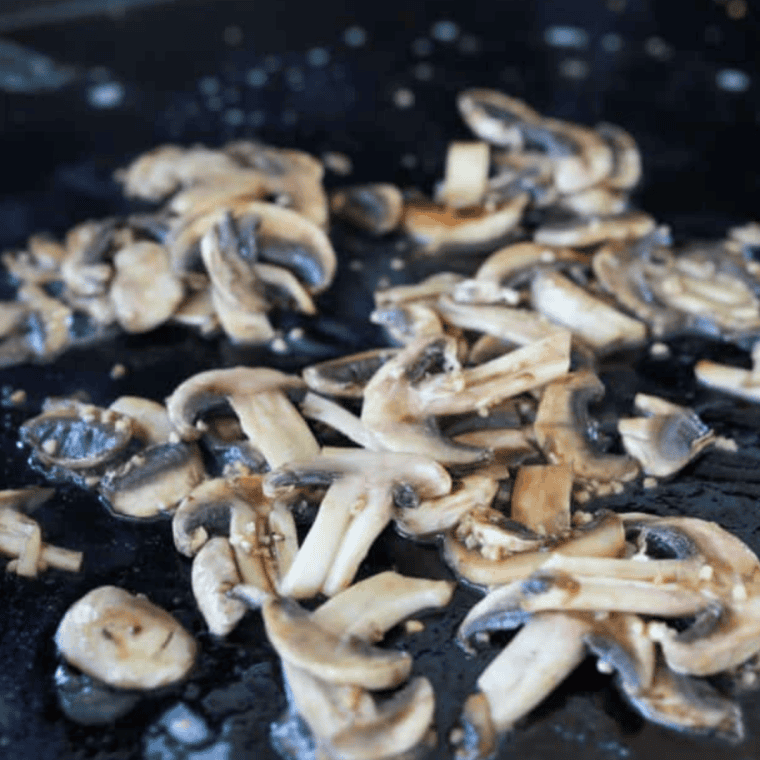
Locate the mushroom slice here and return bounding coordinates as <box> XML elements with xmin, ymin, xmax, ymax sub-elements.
<box><xmin>694</xmin><ymin>354</ymin><xmax>760</xmax><ymax>404</ymax></box>
<box><xmin>312</xmin><ymin>571</ymin><xmax>454</xmax><ymax>641</ymax></box>
<box><xmin>444</xmin><ymin>510</ymin><xmax>626</xmax><ymax>588</ymax></box>
<box><xmin>510</xmin><ymin>464</ymin><xmax>571</xmax><ymax>536</ymax></box>
<box><xmin>115</xmin><ymin>144</ymin><xmax>242</xmax><ymax>201</ymax></box>
<box><xmin>265</xmin><ymin>451</ymin><xmax>451</xmax><ymax>597</ymax></box>
<box><xmin>618</xmin><ymin>394</ymin><xmax>714</xmax><ymax>477</ymax></box>
<box><xmin>454</xmin><ymin>612</ymin><xmax>590</xmax><ymax>748</ymax></box>
<box><xmin>55</xmin><ymin>585</ymin><xmax>197</xmax><ymax>690</ymax></box>
<box><xmin>456</xmin><ymin>88</ymin><xmax>541</xmax><ymax>147</ymax></box>
<box><xmin>374</xmin><ymin>272</ymin><xmax>465</xmax><ymax>307</ymax></box>
<box><xmin>165</xmin><ymin>366</ymin><xmax>317</xmax><ymax>469</ymax></box>
<box><xmin>533</xmin><ymin>370</ymin><xmax>640</xmax><ymax>485</ymax></box>
<box><xmin>361</xmin><ymin>333</ymin><xmax>570</xmax><ymax>465</ymax></box>
<box><xmin>554</xmin><ymin>185</ymin><xmax>630</xmax><ymax>217</ymax></box>
<box><xmin>302</xmin><ymin>348</ymin><xmax>399</xmax><ymax>398</ymax></box>
<box><xmin>172</xmin><ymin>478</ymin><xmax>245</xmax><ymax>556</ymax></box>
<box><xmin>394</xmin><ymin>475</ymin><xmax>499</xmax><ymax>540</ymax></box>
<box><xmin>331</xmin><ymin>183</ymin><xmax>404</xmax><ymax>235</ymax></box>
<box><xmin>533</xmin><ymin>210</ymin><xmax>656</xmax><ymax>247</ymax></box>
<box><xmin>262</xmin><ymin>597</ymin><xmax>412</xmax><ymax>690</ymax></box>
<box><xmin>401</xmin><ymin>193</ymin><xmax>529</xmax><ymax>254</ymax></box>
<box><xmin>110</xmin><ymin>241</ymin><xmax>184</xmax><ymax>333</ymax></box>
<box><xmin>191</xmin><ymin>536</ymin><xmax>248</xmax><ymax>636</ymax></box>
<box><xmin>108</xmin><ymin>397</ymin><xmax>176</xmax><ymax>445</ymax></box>
<box><xmin>371</xmin><ymin>302</ymin><xmax>446</xmax><ymax>346</ymax></box>
<box><xmin>254</xmin><ymin>261</ymin><xmax>317</xmax><ymax>315</ymax></box>
<box><xmin>436</xmin><ymin>141</ymin><xmax>490</xmax><ymax>209</ymax></box>
<box><xmin>437</xmin><ymin>296</ymin><xmax>568</xmax><ymax>347</ymax></box>
<box><xmin>530</xmin><ymin>270</ymin><xmax>647</xmax><ymax>352</ymax></box>
<box><xmin>98</xmin><ymin>441</ymin><xmax>205</xmax><ymax>518</ymax></box>
<box><xmin>20</xmin><ymin>401</ymin><xmax>134</xmax><ymax>471</ymax></box>
<box><xmin>330</xmin><ymin>677</ymin><xmax>436</xmax><ymax>760</ymax></box>
<box><xmin>595</xmin><ymin>122</ymin><xmax>642</xmax><ymax>190</ymax></box>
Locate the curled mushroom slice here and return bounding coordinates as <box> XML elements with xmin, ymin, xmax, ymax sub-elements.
<box><xmin>265</xmin><ymin>451</ymin><xmax>451</xmax><ymax>597</ymax></box>
<box><xmin>331</xmin><ymin>183</ymin><xmax>404</xmax><ymax>235</ymax></box>
<box><xmin>456</xmin><ymin>88</ymin><xmax>540</xmax><ymax>148</ymax></box>
<box><xmin>262</xmin><ymin>597</ymin><xmax>412</xmax><ymax>690</ymax></box>
<box><xmin>370</xmin><ymin>302</ymin><xmax>446</xmax><ymax>346</ymax></box>
<box><xmin>401</xmin><ymin>193</ymin><xmax>529</xmax><ymax>255</ymax></box>
<box><xmin>595</xmin><ymin>122</ymin><xmax>642</xmax><ymax>190</ymax></box>
<box><xmin>694</xmin><ymin>352</ymin><xmax>760</xmax><ymax>404</ymax></box>
<box><xmin>534</xmin><ymin>210</ymin><xmax>656</xmax><ymax>247</ymax></box>
<box><xmin>166</xmin><ymin>366</ymin><xmax>317</xmax><ymax>468</ymax></box>
<box><xmin>20</xmin><ymin>401</ymin><xmax>134</xmax><ymax>472</ymax></box>
<box><xmin>109</xmin><ymin>242</ymin><xmax>184</xmax><ymax>333</ymax></box>
<box><xmin>533</xmin><ymin>370</ymin><xmax>640</xmax><ymax>485</ymax></box>
<box><xmin>395</xmin><ymin>475</ymin><xmax>499</xmax><ymax>540</ymax></box>
<box><xmin>55</xmin><ymin>585</ymin><xmax>197</xmax><ymax>690</ymax></box>
<box><xmin>361</xmin><ymin>332</ymin><xmax>571</xmax><ymax>465</ymax></box>
<box><xmin>530</xmin><ymin>269</ymin><xmax>647</xmax><ymax>353</ymax></box>
<box><xmin>453</xmin><ymin>612</ymin><xmax>590</xmax><ymax>755</ymax></box>
<box><xmin>191</xmin><ymin>536</ymin><xmax>248</xmax><ymax>637</ymax></box>
<box><xmin>444</xmin><ymin>510</ymin><xmax>626</xmax><ymax>588</ymax></box>
<box><xmin>618</xmin><ymin>394</ymin><xmax>714</xmax><ymax>477</ymax></box>
<box><xmin>302</xmin><ymin>348</ymin><xmax>399</xmax><ymax>398</ymax></box>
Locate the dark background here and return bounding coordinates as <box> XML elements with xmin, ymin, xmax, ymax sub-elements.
<box><xmin>0</xmin><ymin>1</ymin><xmax>759</xmax><ymax>759</ymax></box>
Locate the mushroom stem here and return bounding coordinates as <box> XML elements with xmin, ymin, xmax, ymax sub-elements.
<box><xmin>300</xmin><ymin>392</ymin><xmax>377</xmax><ymax>449</ymax></box>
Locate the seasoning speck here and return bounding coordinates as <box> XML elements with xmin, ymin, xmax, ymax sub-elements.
<box><xmin>307</xmin><ymin>47</ymin><xmax>330</xmax><ymax>68</ymax></box>
<box><xmin>544</xmin><ymin>26</ymin><xmax>589</xmax><ymax>49</ymax></box>
<box><xmin>393</xmin><ymin>88</ymin><xmax>415</xmax><ymax>108</ymax></box>
<box><xmin>559</xmin><ymin>58</ymin><xmax>589</xmax><ymax>80</ymax></box>
<box><xmin>110</xmin><ymin>364</ymin><xmax>127</xmax><ymax>380</ymax></box>
<box><xmin>86</xmin><ymin>81</ymin><xmax>124</xmax><ymax>109</ymax></box>
<box><xmin>344</xmin><ymin>26</ymin><xmax>367</xmax><ymax>47</ymax></box>
<box><xmin>600</xmin><ymin>33</ymin><xmax>623</xmax><ymax>52</ymax></box>
<box><xmin>716</xmin><ymin>68</ymin><xmax>751</xmax><ymax>93</ymax></box>
<box><xmin>245</xmin><ymin>68</ymin><xmax>268</xmax><ymax>88</ymax></box>
<box><xmin>431</xmin><ymin>20</ymin><xmax>459</xmax><ymax>43</ymax></box>
<box><xmin>411</xmin><ymin>38</ymin><xmax>433</xmax><ymax>57</ymax></box>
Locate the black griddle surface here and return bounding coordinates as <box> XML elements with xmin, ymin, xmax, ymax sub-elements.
<box><xmin>1</xmin><ymin>2</ymin><xmax>760</xmax><ymax>758</ymax></box>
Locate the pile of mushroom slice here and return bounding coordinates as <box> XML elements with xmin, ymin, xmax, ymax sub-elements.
<box><xmin>451</xmin><ymin>512</ymin><xmax>760</xmax><ymax>756</ymax></box>
<box><xmin>0</xmin><ymin>140</ymin><xmax>337</xmax><ymax>367</ymax></box>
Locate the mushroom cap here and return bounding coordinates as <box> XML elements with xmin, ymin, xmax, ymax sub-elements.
<box><xmin>55</xmin><ymin>586</ymin><xmax>197</xmax><ymax>690</ymax></box>
<box><xmin>331</xmin><ymin>183</ymin><xmax>404</xmax><ymax>236</ymax></box>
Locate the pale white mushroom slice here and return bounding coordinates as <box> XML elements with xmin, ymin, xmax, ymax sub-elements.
<box><xmin>595</xmin><ymin>122</ymin><xmax>642</xmax><ymax>190</ymax></box>
<box><xmin>262</xmin><ymin>597</ymin><xmax>412</xmax><ymax>690</ymax></box>
<box><xmin>443</xmin><ymin>510</ymin><xmax>626</xmax><ymax>587</ymax></box>
<box><xmin>55</xmin><ymin>585</ymin><xmax>197</xmax><ymax>690</ymax></box>
<box><xmin>374</xmin><ymin>272</ymin><xmax>465</xmax><ymax>307</ymax></box>
<box><xmin>437</xmin><ymin>296</ymin><xmax>568</xmax><ymax>347</ymax></box>
<box><xmin>436</xmin><ymin>141</ymin><xmax>490</xmax><ymax>209</ymax></box>
<box><xmin>394</xmin><ymin>474</ymin><xmax>499</xmax><ymax>540</ymax></box>
<box><xmin>454</xmin><ymin>612</ymin><xmax>590</xmax><ymax>754</ymax></box>
<box><xmin>299</xmin><ymin>392</ymin><xmax>377</xmax><ymax>450</ymax></box>
<box><xmin>170</xmin><ymin>286</ymin><xmax>219</xmax><ymax>335</ymax></box>
<box><xmin>510</xmin><ymin>464</ymin><xmax>572</xmax><ymax>536</ymax></box>
<box><xmin>360</xmin><ymin>332</ymin><xmax>570</xmax><ymax>465</ymax></box>
<box><xmin>166</xmin><ymin>366</ymin><xmax>318</xmax><ymax>469</ymax></box>
<box><xmin>456</xmin><ymin>88</ymin><xmax>540</xmax><ymax>148</ymax></box>
<box><xmin>108</xmin><ymin>397</ymin><xmax>176</xmax><ymax>444</ymax></box>
<box><xmin>370</xmin><ymin>302</ymin><xmax>446</xmax><ymax>346</ymax></box>
<box><xmin>555</xmin><ymin>185</ymin><xmax>629</xmax><ymax>216</ymax></box>
<box><xmin>109</xmin><ymin>242</ymin><xmax>184</xmax><ymax>333</ymax></box>
<box><xmin>17</xmin><ymin>283</ymin><xmax>74</xmax><ymax>359</ymax></box>
<box><xmin>533</xmin><ymin>370</ymin><xmax>640</xmax><ymax>485</ymax></box>
<box><xmin>331</xmin><ymin>183</ymin><xmax>404</xmax><ymax>235</ymax></box>
<box><xmin>191</xmin><ymin>536</ymin><xmax>248</xmax><ymax>636</ymax></box>
<box><xmin>265</xmin><ymin>451</ymin><xmax>451</xmax><ymax>597</ymax></box>
<box><xmin>312</xmin><ymin>571</ymin><xmax>454</xmax><ymax>641</ymax></box>
<box><xmin>694</xmin><ymin>350</ymin><xmax>760</xmax><ymax>404</ymax></box>
<box><xmin>534</xmin><ymin>210</ymin><xmax>656</xmax><ymax>247</ymax></box>
<box><xmin>401</xmin><ymin>193</ymin><xmax>529</xmax><ymax>254</ymax></box>
<box><xmin>302</xmin><ymin>348</ymin><xmax>399</xmax><ymax>398</ymax></box>
<box><xmin>530</xmin><ymin>269</ymin><xmax>647</xmax><ymax>352</ymax></box>
<box><xmin>618</xmin><ymin>394</ymin><xmax>714</xmax><ymax>477</ymax></box>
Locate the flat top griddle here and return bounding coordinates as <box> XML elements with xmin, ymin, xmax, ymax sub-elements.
<box><xmin>0</xmin><ymin>2</ymin><xmax>759</xmax><ymax>758</ymax></box>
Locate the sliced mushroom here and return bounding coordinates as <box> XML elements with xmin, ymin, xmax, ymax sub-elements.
<box><xmin>402</xmin><ymin>193</ymin><xmax>529</xmax><ymax>254</ymax></box>
<box><xmin>374</xmin><ymin>272</ymin><xmax>465</xmax><ymax>307</ymax></box>
<box><xmin>264</xmin><ymin>451</ymin><xmax>451</xmax><ymax>597</ymax></box>
<box><xmin>456</xmin><ymin>88</ymin><xmax>540</xmax><ymax>148</ymax></box>
<box><xmin>510</xmin><ymin>464</ymin><xmax>572</xmax><ymax>536</ymax></box>
<box><xmin>595</xmin><ymin>122</ymin><xmax>642</xmax><ymax>190</ymax></box>
<box><xmin>435</xmin><ymin>141</ymin><xmax>491</xmax><ymax>209</ymax></box>
<box><xmin>262</xmin><ymin>597</ymin><xmax>412</xmax><ymax>690</ymax></box>
<box><xmin>554</xmin><ymin>185</ymin><xmax>630</xmax><ymax>216</ymax></box>
<box><xmin>530</xmin><ymin>269</ymin><xmax>647</xmax><ymax>352</ymax></box>
<box><xmin>534</xmin><ymin>210</ymin><xmax>656</xmax><ymax>247</ymax></box>
<box><xmin>618</xmin><ymin>394</ymin><xmax>714</xmax><ymax>477</ymax></box>
<box><xmin>20</xmin><ymin>401</ymin><xmax>134</xmax><ymax>472</ymax></box>
<box><xmin>191</xmin><ymin>536</ymin><xmax>248</xmax><ymax>636</ymax></box>
<box><xmin>166</xmin><ymin>366</ymin><xmax>317</xmax><ymax>468</ymax></box>
<box><xmin>370</xmin><ymin>302</ymin><xmax>446</xmax><ymax>346</ymax></box>
<box><xmin>533</xmin><ymin>370</ymin><xmax>640</xmax><ymax>485</ymax></box>
<box><xmin>331</xmin><ymin>183</ymin><xmax>404</xmax><ymax>235</ymax></box>
<box><xmin>110</xmin><ymin>241</ymin><xmax>185</xmax><ymax>333</ymax></box>
<box><xmin>694</xmin><ymin>353</ymin><xmax>760</xmax><ymax>404</ymax></box>
<box><xmin>302</xmin><ymin>348</ymin><xmax>399</xmax><ymax>398</ymax></box>
<box><xmin>443</xmin><ymin>510</ymin><xmax>626</xmax><ymax>588</ymax></box>
<box><xmin>55</xmin><ymin>585</ymin><xmax>197</xmax><ymax>690</ymax></box>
